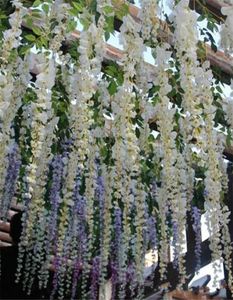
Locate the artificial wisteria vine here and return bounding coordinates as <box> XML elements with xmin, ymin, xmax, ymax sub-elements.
<box><xmin>0</xmin><ymin>0</ymin><xmax>233</xmax><ymax>299</ymax></box>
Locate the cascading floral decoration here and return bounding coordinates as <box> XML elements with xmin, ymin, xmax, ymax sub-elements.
<box><xmin>0</xmin><ymin>0</ymin><xmax>233</xmax><ymax>299</ymax></box>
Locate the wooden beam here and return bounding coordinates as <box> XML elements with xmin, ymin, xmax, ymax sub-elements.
<box><xmin>0</xmin><ymin>240</ymin><xmax>11</xmax><ymax>247</ymax></box>
<box><xmin>0</xmin><ymin>231</ymin><xmax>12</xmax><ymax>243</ymax></box>
<box><xmin>0</xmin><ymin>221</ymin><xmax>10</xmax><ymax>232</ymax></box>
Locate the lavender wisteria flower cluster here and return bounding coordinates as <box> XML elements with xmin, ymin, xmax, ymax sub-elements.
<box><xmin>0</xmin><ymin>0</ymin><xmax>233</xmax><ymax>299</ymax></box>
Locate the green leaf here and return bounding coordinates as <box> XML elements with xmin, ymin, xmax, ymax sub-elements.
<box><xmin>151</xmin><ymin>94</ymin><xmax>159</xmax><ymax>106</ymax></box>
<box><xmin>226</xmin><ymin>128</ymin><xmax>232</xmax><ymax>148</ymax></box>
<box><xmin>69</xmin><ymin>8</ymin><xmax>78</xmax><ymax>16</ymax></box>
<box><xmin>19</xmin><ymin>44</ymin><xmax>32</xmax><ymax>56</ymax></box>
<box><xmin>135</xmin><ymin>127</ymin><xmax>140</xmax><ymax>138</ymax></box>
<box><xmin>50</xmin><ymin>19</ymin><xmax>59</xmax><ymax>31</ymax></box>
<box><xmin>42</xmin><ymin>3</ymin><xmax>50</xmax><ymax>14</ymax></box>
<box><xmin>211</xmin><ymin>43</ymin><xmax>217</xmax><ymax>52</ymax></box>
<box><xmin>115</xmin><ymin>3</ymin><xmax>129</xmax><ymax>20</ymax></box>
<box><xmin>66</xmin><ymin>19</ymin><xmax>77</xmax><ymax>33</ymax></box>
<box><xmin>216</xmin><ymin>86</ymin><xmax>223</xmax><ymax>93</ymax></box>
<box><xmin>108</xmin><ymin>81</ymin><xmax>117</xmax><ymax>95</ymax></box>
<box><xmin>105</xmin><ymin>65</ymin><xmax>117</xmax><ymax>77</ymax></box>
<box><xmin>104</xmin><ymin>16</ymin><xmax>114</xmax><ymax>34</ymax></box>
<box><xmin>197</xmin><ymin>14</ymin><xmax>205</xmax><ymax>22</ymax></box>
<box><xmin>31</xmin><ymin>8</ymin><xmax>43</xmax><ymax>16</ymax></box>
<box><xmin>104</xmin><ymin>31</ymin><xmax>110</xmax><ymax>41</ymax></box>
<box><xmin>25</xmin><ymin>34</ymin><xmax>36</xmax><ymax>42</ymax></box>
<box><xmin>0</xmin><ymin>13</ymin><xmax>7</xmax><ymax>19</ymax></box>
<box><xmin>72</xmin><ymin>2</ymin><xmax>83</xmax><ymax>12</ymax></box>
<box><xmin>153</xmin><ymin>85</ymin><xmax>160</xmax><ymax>93</ymax></box>
<box><xmin>24</xmin><ymin>16</ymin><xmax>33</xmax><ymax>28</ymax></box>
<box><xmin>39</xmin><ymin>36</ymin><xmax>48</xmax><ymax>47</ymax></box>
<box><xmin>32</xmin><ymin>0</ymin><xmax>41</xmax><ymax>7</ymax></box>
<box><xmin>148</xmin><ymin>134</ymin><xmax>155</xmax><ymax>143</ymax></box>
<box><xmin>103</xmin><ymin>5</ymin><xmax>114</xmax><ymax>14</ymax></box>
<box><xmin>32</xmin><ymin>26</ymin><xmax>42</xmax><ymax>36</ymax></box>
<box><xmin>80</xmin><ymin>17</ymin><xmax>91</xmax><ymax>30</ymax></box>
<box><xmin>207</xmin><ymin>21</ymin><xmax>215</xmax><ymax>32</ymax></box>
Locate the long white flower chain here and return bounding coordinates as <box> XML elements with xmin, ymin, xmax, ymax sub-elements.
<box><xmin>198</xmin><ymin>62</ymin><xmax>228</xmax><ymax>286</ymax></box>
<box><xmin>111</xmin><ymin>15</ymin><xmax>145</xmax><ymax>298</ymax></box>
<box><xmin>54</xmin><ymin>8</ymin><xmax>107</xmax><ymax>298</ymax></box>
<box><xmin>153</xmin><ymin>44</ymin><xmax>182</xmax><ymax>280</ymax></box>
<box><xmin>139</xmin><ymin>0</ymin><xmax>159</xmax><ymax>41</ymax></box>
<box><xmin>0</xmin><ymin>0</ymin><xmax>26</xmax><ymax>64</ymax></box>
<box><xmin>16</xmin><ymin>54</ymin><xmax>58</xmax><ymax>288</ymax></box>
<box><xmin>0</xmin><ymin>55</ymin><xmax>31</xmax><ymax>219</ymax></box>
<box><xmin>172</xmin><ymin>0</ymin><xmax>201</xmax><ymax>210</ymax></box>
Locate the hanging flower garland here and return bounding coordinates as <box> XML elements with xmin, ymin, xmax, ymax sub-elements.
<box><xmin>0</xmin><ymin>0</ymin><xmax>233</xmax><ymax>299</ymax></box>
<box><xmin>197</xmin><ymin>61</ymin><xmax>232</xmax><ymax>286</ymax></box>
<box><xmin>16</xmin><ymin>53</ymin><xmax>58</xmax><ymax>293</ymax></box>
<box><xmin>0</xmin><ymin>0</ymin><xmax>28</xmax><ymax>216</ymax></box>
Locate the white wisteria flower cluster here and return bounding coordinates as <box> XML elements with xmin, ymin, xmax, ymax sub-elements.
<box><xmin>220</xmin><ymin>3</ymin><xmax>233</xmax><ymax>55</ymax></box>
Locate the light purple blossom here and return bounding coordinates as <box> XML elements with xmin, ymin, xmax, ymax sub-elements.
<box><xmin>110</xmin><ymin>207</ymin><xmax>122</xmax><ymax>298</ymax></box>
<box><xmin>73</xmin><ymin>173</ymin><xmax>87</xmax><ymax>256</ymax></box>
<box><xmin>50</xmin><ymin>255</ymin><xmax>61</xmax><ymax>299</ymax></box>
<box><xmin>113</xmin><ymin>207</ymin><xmax>122</xmax><ymax>255</ymax></box>
<box><xmin>1</xmin><ymin>142</ymin><xmax>21</xmax><ymax>220</ymax></box>
<box><xmin>127</xmin><ymin>262</ymin><xmax>137</xmax><ymax>298</ymax></box>
<box><xmin>110</xmin><ymin>261</ymin><xmax>118</xmax><ymax>299</ymax></box>
<box><xmin>203</xmin><ymin>189</ymin><xmax>209</xmax><ymax>197</ymax></box>
<box><xmin>70</xmin><ymin>172</ymin><xmax>88</xmax><ymax>298</ymax></box>
<box><xmin>172</xmin><ymin>220</ymin><xmax>179</xmax><ymax>269</ymax></box>
<box><xmin>71</xmin><ymin>259</ymin><xmax>81</xmax><ymax>300</ymax></box>
<box><xmin>90</xmin><ymin>256</ymin><xmax>100</xmax><ymax>300</ymax></box>
<box><xmin>95</xmin><ymin>174</ymin><xmax>105</xmax><ymax>244</ymax></box>
<box><xmin>126</xmin><ymin>262</ymin><xmax>135</xmax><ymax>282</ymax></box>
<box><xmin>147</xmin><ymin>216</ymin><xmax>157</xmax><ymax>249</ymax></box>
<box><xmin>150</xmin><ymin>181</ymin><xmax>157</xmax><ymax>204</ymax></box>
<box><xmin>48</xmin><ymin>154</ymin><xmax>64</xmax><ymax>243</ymax></box>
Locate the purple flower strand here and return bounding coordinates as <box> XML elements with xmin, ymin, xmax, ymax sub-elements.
<box><xmin>109</xmin><ymin>207</ymin><xmax>123</xmax><ymax>298</ymax></box>
<box><xmin>113</xmin><ymin>207</ymin><xmax>122</xmax><ymax>255</ymax></box>
<box><xmin>126</xmin><ymin>262</ymin><xmax>137</xmax><ymax>298</ymax></box>
<box><xmin>73</xmin><ymin>173</ymin><xmax>87</xmax><ymax>251</ymax></box>
<box><xmin>50</xmin><ymin>255</ymin><xmax>61</xmax><ymax>300</ymax></box>
<box><xmin>147</xmin><ymin>216</ymin><xmax>157</xmax><ymax>249</ymax></box>
<box><xmin>76</xmin><ymin>196</ymin><xmax>87</xmax><ymax>258</ymax></box>
<box><xmin>110</xmin><ymin>261</ymin><xmax>118</xmax><ymax>299</ymax></box>
<box><xmin>48</xmin><ymin>155</ymin><xmax>64</xmax><ymax>240</ymax></box>
<box><xmin>71</xmin><ymin>174</ymin><xmax>88</xmax><ymax>297</ymax></box>
<box><xmin>71</xmin><ymin>259</ymin><xmax>81</xmax><ymax>300</ymax></box>
<box><xmin>95</xmin><ymin>175</ymin><xmax>105</xmax><ymax>219</ymax></box>
<box><xmin>150</xmin><ymin>181</ymin><xmax>157</xmax><ymax>205</ymax></box>
<box><xmin>38</xmin><ymin>152</ymin><xmax>67</xmax><ymax>291</ymax></box>
<box><xmin>172</xmin><ymin>220</ymin><xmax>179</xmax><ymax>269</ymax></box>
<box><xmin>90</xmin><ymin>256</ymin><xmax>100</xmax><ymax>300</ymax></box>
<box><xmin>192</xmin><ymin>206</ymin><xmax>202</xmax><ymax>271</ymax></box>
<box><xmin>95</xmin><ymin>175</ymin><xmax>105</xmax><ymax>246</ymax></box>
<box><xmin>1</xmin><ymin>143</ymin><xmax>21</xmax><ymax>220</ymax></box>
<box><xmin>126</xmin><ymin>262</ymin><xmax>136</xmax><ymax>282</ymax></box>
